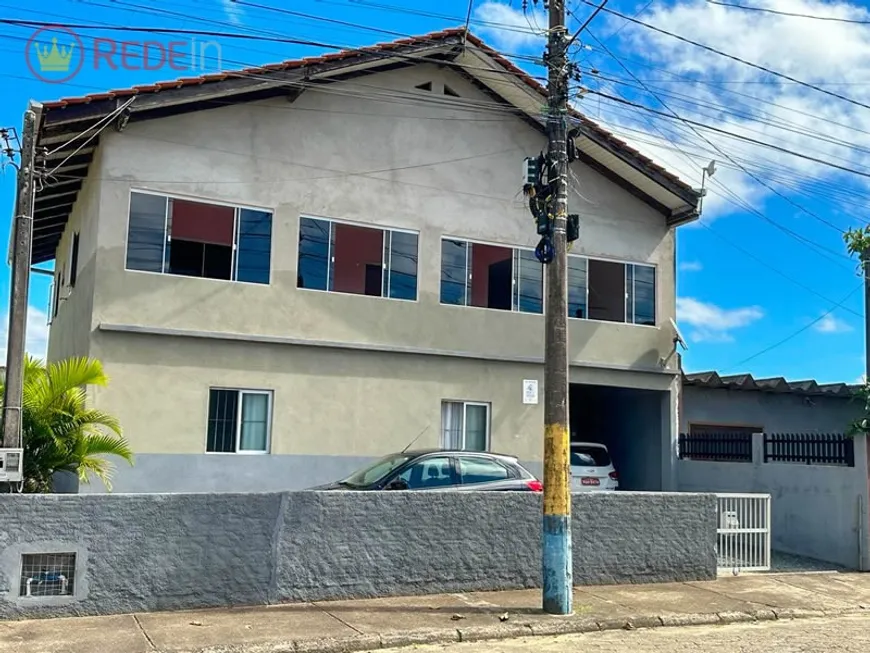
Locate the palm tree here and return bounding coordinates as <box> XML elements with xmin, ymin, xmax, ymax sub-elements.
<box><xmin>2</xmin><ymin>356</ymin><xmax>133</xmax><ymax>492</ymax></box>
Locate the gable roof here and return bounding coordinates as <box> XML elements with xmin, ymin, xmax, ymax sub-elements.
<box><xmin>27</xmin><ymin>28</ymin><xmax>701</xmax><ymax>265</ymax></box>
<box><xmin>683</xmin><ymin>371</ymin><xmax>859</xmax><ymax>398</ymax></box>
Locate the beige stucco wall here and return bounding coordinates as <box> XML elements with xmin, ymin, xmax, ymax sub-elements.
<box><xmin>46</xmin><ymin>64</ymin><xmax>683</xmax><ymax>491</ymax></box>
<box><xmin>80</xmin><ymin>63</ymin><xmax>676</xmax><ymax>372</ymax></box>
<box><xmin>45</xmin><ymin>150</ymin><xmax>102</xmax><ymax>363</ymax></box>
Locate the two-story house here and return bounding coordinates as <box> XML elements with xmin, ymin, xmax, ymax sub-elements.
<box><xmin>30</xmin><ymin>29</ymin><xmax>701</xmax><ymax>493</ymax></box>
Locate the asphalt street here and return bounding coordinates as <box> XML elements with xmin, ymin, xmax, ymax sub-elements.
<box><xmin>373</xmin><ymin>615</ymin><xmax>870</xmax><ymax>653</ymax></box>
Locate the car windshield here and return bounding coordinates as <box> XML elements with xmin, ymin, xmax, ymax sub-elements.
<box><xmin>570</xmin><ymin>445</ymin><xmax>611</xmax><ymax>467</ymax></box>
<box><xmin>340</xmin><ymin>453</ymin><xmax>414</xmax><ymax>488</ymax></box>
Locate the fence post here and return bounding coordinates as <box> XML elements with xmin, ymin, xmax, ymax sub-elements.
<box><xmin>853</xmin><ymin>434</ymin><xmax>870</xmax><ymax>571</ymax></box>
<box><xmin>752</xmin><ymin>432</ymin><xmax>764</xmax><ymax>466</ymax></box>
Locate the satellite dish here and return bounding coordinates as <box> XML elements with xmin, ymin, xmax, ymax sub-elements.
<box><xmin>670</xmin><ymin>317</ymin><xmax>688</xmax><ymax>351</ymax></box>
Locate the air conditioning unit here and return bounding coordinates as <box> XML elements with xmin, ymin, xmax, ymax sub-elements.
<box><xmin>0</xmin><ymin>448</ymin><xmax>23</xmax><ymax>482</ymax></box>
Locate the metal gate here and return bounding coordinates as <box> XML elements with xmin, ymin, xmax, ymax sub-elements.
<box><xmin>716</xmin><ymin>493</ymin><xmax>771</xmax><ymax>572</ymax></box>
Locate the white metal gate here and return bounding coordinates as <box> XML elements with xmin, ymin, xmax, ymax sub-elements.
<box><xmin>716</xmin><ymin>493</ymin><xmax>771</xmax><ymax>572</ymax></box>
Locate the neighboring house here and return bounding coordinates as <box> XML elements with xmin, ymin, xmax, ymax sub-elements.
<box><xmin>681</xmin><ymin>371</ymin><xmax>863</xmax><ymax>435</ymax></box>
<box><xmin>34</xmin><ymin>29</ymin><xmax>701</xmax><ymax>493</ymax></box>
<box><xmin>678</xmin><ymin>370</ymin><xmax>870</xmax><ymax>569</ymax></box>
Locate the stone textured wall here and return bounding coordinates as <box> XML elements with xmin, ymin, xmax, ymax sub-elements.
<box><xmin>0</xmin><ymin>491</ymin><xmax>716</xmax><ymax>619</ymax></box>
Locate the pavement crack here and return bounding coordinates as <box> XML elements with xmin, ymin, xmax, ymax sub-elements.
<box><xmin>683</xmin><ymin>581</ymin><xmax>777</xmax><ymax>609</ymax></box>
<box><xmin>132</xmin><ymin>614</ymin><xmax>157</xmax><ymax>651</ymax></box>
<box><xmin>312</xmin><ymin>603</ymin><xmax>365</xmax><ymax>635</ymax></box>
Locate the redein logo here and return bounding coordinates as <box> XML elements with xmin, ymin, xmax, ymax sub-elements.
<box><xmin>26</xmin><ymin>27</ymin><xmax>84</xmax><ymax>83</ymax></box>
<box><xmin>25</xmin><ymin>25</ymin><xmax>222</xmax><ymax>84</ymax></box>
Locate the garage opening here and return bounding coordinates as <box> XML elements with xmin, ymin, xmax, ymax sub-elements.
<box><xmin>569</xmin><ymin>383</ymin><xmax>667</xmax><ymax>491</ymax></box>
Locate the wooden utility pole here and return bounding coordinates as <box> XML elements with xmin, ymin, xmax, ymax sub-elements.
<box><xmin>542</xmin><ymin>0</ymin><xmax>572</xmax><ymax>616</ymax></box>
<box><xmin>2</xmin><ymin>102</ymin><xmax>43</xmax><ymax>449</ymax></box>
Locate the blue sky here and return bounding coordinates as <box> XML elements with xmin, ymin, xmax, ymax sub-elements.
<box><xmin>1</xmin><ymin>0</ymin><xmax>868</xmax><ymax>383</ymax></box>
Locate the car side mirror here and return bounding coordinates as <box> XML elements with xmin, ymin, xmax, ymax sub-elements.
<box><xmin>385</xmin><ymin>478</ymin><xmax>409</xmax><ymax>491</ymax></box>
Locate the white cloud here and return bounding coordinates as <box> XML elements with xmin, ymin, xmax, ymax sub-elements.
<box><xmin>222</xmin><ymin>0</ymin><xmax>244</xmax><ymax>26</ymax></box>
<box><xmin>679</xmin><ymin>260</ymin><xmax>703</xmax><ymax>272</ymax></box>
<box><xmin>0</xmin><ymin>306</ymin><xmax>49</xmax><ymax>362</ymax></box>
<box><xmin>571</xmin><ymin>0</ymin><xmax>870</xmax><ymax>221</ymax></box>
<box><xmin>813</xmin><ymin>313</ymin><xmax>853</xmax><ymax>333</ymax></box>
<box><xmin>473</xmin><ymin>1</ymin><xmax>547</xmax><ymax>52</ymax></box>
<box><xmin>677</xmin><ymin>296</ymin><xmax>764</xmax><ymax>343</ymax></box>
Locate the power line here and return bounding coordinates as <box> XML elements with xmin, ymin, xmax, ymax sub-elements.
<box><xmin>586</xmin><ymin>89</ymin><xmax>870</xmax><ymax>182</ymax></box>
<box><xmin>699</xmin><ymin>222</ymin><xmax>863</xmax><ymax>319</ymax></box>
<box><xmin>584</xmin><ymin>32</ymin><xmax>849</xmax><ymax>236</ymax></box>
<box><xmin>0</xmin><ymin>18</ymin><xmax>548</xmax><ymax>86</ymax></box>
<box><xmin>577</xmin><ymin>0</ymin><xmax>870</xmax><ymax>114</ymax></box>
<box><xmin>705</xmin><ymin>0</ymin><xmax>870</xmax><ymax>25</ymax></box>
<box><xmin>720</xmin><ymin>283</ymin><xmax>865</xmax><ymax>373</ymax></box>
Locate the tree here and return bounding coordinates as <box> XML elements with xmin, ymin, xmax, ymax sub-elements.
<box><xmin>1</xmin><ymin>356</ymin><xmax>133</xmax><ymax>492</ymax></box>
<box><xmin>844</xmin><ymin>228</ymin><xmax>870</xmax><ymax>437</ymax></box>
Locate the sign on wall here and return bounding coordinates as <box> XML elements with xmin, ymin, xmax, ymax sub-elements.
<box><xmin>523</xmin><ymin>379</ymin><xmax>539</xmax><ymax>405</ymax></box>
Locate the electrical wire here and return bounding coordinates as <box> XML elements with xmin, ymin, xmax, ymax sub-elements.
<box><xmin>719</xmin><ymin>283</ymin><xmax>865</xmax><ymax>373</ymax></box>
<box><xmin>576</xmin><ymin>0</ymin><xmax>870</xmax><ymax>114</ymax></box>
<box><xmin>0</xmin><ymin>18</ymin><xmax>550</xmax><ymax>86</ymax></box>
<box><xmin>44</xmin><ymin>97</ymin><xmax>138</xmax><ymax>177</ymax></box>
<box><xmin>698</xmin><ymin>222</ymin><xmax>862</xmax><ymax>319</ymax></box>
<box><xmin>705</xmin><ymin>0</ymin><xmax>870</xmax><ymax>25</ymax></box>
<box><xmin>584</xmin><ymin>32</ymin><xmax>849</xmax><ymax>236</ymax></box>
<box><xmin>585</xmin><ymin>90</ymin><xmax>870</xmax><ymax>183</ymax></box>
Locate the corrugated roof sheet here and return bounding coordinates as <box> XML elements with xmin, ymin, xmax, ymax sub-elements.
<box><xmin>683</xmin><ymin>371</ymin><xmax>859</xmax><ymax>397</ymax></box>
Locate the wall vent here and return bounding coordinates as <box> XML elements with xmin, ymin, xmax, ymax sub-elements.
<box><xmin>443</xmin><ymin>84</ymin><xmax>460</xmax><ymax>97</ymax></box>
<box><xmin>19</xmin><ymin>553</ymin><xmax>76</xmax><ymax>597</ymax></box>
<box><xmin>415</xmin><ymin>81</ymin><xmax>432</xmax><ymax>91</ymax></box>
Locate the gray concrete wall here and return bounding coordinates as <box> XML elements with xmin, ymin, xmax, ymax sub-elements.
<box><xmin>0</xmin><ymin>491</ymin><xmax>716</xmax><ymax>619</ymax></box>
<box><xmin>681</xmin><ymin>385</ymin><xmax>862</xmax><ymax>434</ymax></box>
<box><xmin>677</xmin><ymin>434</ymin><xmax>870</xmax><ymax>569</ymax></box>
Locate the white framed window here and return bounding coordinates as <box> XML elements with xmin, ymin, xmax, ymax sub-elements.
<box><xmin>206</xmin><ymin>388</ymin><xmax>272</xmax><ymax>454</ymax></box>
<box><xmin>441</xmin><ymin>401</ymin><xmax>490</xmax><ymax>451</ymax></box>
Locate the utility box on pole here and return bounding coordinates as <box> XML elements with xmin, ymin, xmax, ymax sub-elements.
<box><xmin>0</xmin><ymin>448</ymin><xmax>24</xmax><ymax>482</ymax></box>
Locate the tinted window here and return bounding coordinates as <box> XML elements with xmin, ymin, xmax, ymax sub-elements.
<box><xmin>236</xmin><ymin>209</ymin><xmax>272</xmax><ymax>284</ymax></box>
<box><xmin>386</xmin><ymin>231</ymin><xmax>418</xmax><ymax>300</ymax></box>
<box><xmin>397</xmin><ymin>456</ymin><xmax>456</xmax><ymax>489</ymax></box>
<box><xmin>567</xmin><ymin>255</ymin><xmax>587</xmax><ymax>319</ymax></box>
<box><xmin>570</xmin><ymin>446</ymin><xmax>611</xmax><ymax>467</ymax></box>
<box><xmin>440</xmin><ymin>239</ymin><xmax>468</xmax><ymax>305</ymax></box>
<box><xmin>342</xmin><ymin>453</ymin><xmax>413</xmax><ymax>488</ymax></box>
<box><xmin>126</xmin><ymin>192</ymin><xmax>167</xmax><ymax>272</ymax></box>
<box><xmin>458</xmin><ymin>457</ymin><xmax>510</xmax><ymax>484</ymax></box>
<box><xmin>632</xmin><ymin>264</ymin><xmax>656</xmax><ymax>326</ymax></box>
<box><xmin>515</xmin><ymin>249</ymin><xmax>543</xmax><ymax>314</ymax></box>
<box><xmin>297</xmin><ymin>217</ymin><xmax>330</xmax><ymax>291</ymax></box>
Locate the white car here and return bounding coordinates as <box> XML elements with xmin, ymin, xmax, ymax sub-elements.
<box><xmin>570</xmin><ymin>442</ymin><xmax>619</xmax><ymax>492</ymax></box>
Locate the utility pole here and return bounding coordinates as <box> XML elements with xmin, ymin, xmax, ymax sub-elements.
<box><xmin>863</xmin><ymin>252</ymin><xmax>870</xmax><ymax>385</ymax></box>
<box><xmin>542</xmin><ymin>0</ymin><xmax>572</xmax><ymax>616</ymax></box>
<box><xmin>2</xmin><ymin>102</ymin><xmax>43</xmax><ymax>449</ymax></box>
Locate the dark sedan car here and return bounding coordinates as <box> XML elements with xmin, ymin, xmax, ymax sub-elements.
<box><xmin>308</xmin><ymin>449</ymin><xmax>543</xmax><ymax>492</ymax></box>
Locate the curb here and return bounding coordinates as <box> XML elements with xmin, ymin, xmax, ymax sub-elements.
<box><xmin>177</xmin><ymin>606</ymin><xmax>867</xmax><ymax>653</ymax></box>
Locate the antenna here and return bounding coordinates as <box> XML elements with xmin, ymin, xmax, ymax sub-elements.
<box><xmin>401</xmin><ymin>424</ymin><xmax>430</xmax><ymax>453</ymax></box>
<box><xmin>670</xmin><ymin>317</ymin><xmax>688</xmax><ymax>351</ymax></box>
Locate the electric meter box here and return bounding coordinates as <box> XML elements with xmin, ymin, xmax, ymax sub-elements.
<box><xmin>0</xmin><ymin>448</ymin><xmax>23</xmax><ymax>482</ymax></box>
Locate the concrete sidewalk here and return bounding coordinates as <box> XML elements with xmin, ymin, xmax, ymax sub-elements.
<box><xmin>6</xmin><ymin>573</ymin><xmax>870</xmax><ymax>653</ymax></box>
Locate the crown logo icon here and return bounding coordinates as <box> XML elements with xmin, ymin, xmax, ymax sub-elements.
<box><xmin>34</xmin><ymin>37</ymin><xmax>75</xmax><ymax>72</ymax></box>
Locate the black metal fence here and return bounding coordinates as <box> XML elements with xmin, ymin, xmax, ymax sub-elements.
<box><xmin>764</xmin><ymin>433</ymin><xmax>854</xmax><ymax>467</ymax></box>
<box><xmin>678</xmin><ymin>432</ymin><xmax>753</xmax><ymax>463</ymax></box>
